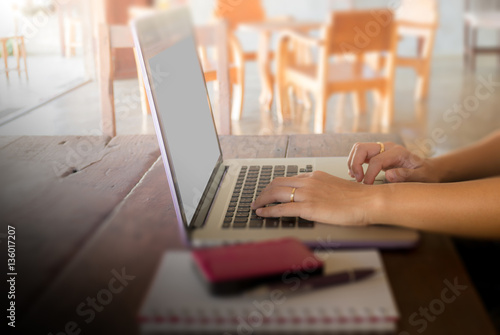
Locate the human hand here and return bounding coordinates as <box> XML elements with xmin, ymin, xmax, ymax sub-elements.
<box><xmin>251</xmin><ymin>171</ymin><xmax>378</xmax><ymax>226</ymax></box>
<box><xmin>347</xmin><ymin>142</ymin><xmax>438</xmax><ymax>184</ymax></box>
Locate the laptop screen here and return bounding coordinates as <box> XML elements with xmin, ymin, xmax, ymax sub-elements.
<box><xmin>133</xmin><ymin>8</ymin><xmax>222</xmax><ymax>226</ymax></box>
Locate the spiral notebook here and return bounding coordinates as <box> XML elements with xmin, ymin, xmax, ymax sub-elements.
<box><xmin>138</xmin><ymin>250</ymin><xmax>399</xmax><ymax>334</ymax></box>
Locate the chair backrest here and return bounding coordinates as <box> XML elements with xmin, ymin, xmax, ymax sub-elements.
<box><xmin>213</xmin><ymin>0</ymin><xmax>266</xmax><ymax>30</ymax></box>
<box><xmin>326</xmin><ymin>10</ymin><xmax>396</xmax><ymax>57</ymax></box>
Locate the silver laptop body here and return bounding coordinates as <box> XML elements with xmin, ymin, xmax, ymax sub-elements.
<box><xmin>131</xmin><ymin>7</ymin><xmax>419</xmax><ymax>249</ymax></box>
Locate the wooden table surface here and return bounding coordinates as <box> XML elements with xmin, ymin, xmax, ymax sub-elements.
<box><xmin>0</xmin><ymin>134</ymin><xmax>496</xmax><ymax>335</ymax></box>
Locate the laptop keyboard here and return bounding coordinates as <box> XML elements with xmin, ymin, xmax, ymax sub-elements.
<box><xmin>222</xmin><ymin>165</ymin><xmax>315</xmax><ymax>229</ymax></box>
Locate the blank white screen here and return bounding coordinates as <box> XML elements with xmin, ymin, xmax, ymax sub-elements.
<box><xmin>148</xmin><ymin>35</ymin><xmax>221</xmax><ymax>225</ymax></box>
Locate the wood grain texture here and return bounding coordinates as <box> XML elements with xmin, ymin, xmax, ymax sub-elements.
<box><xmin>22</xmin><ymin>159</ymin><xmax>178</xmax><ymax>334</ymax></box>
<box><xmin>383</xmin><ymin>234</ymin><xmax>497</xmax><ymax>334</ymax></box>
<box><xmin>0</xmin><ymin>135</ymin><xmax>160</xmax><ymax>320</ymax></box>
<box><xmin>20</xmin><ymin>135</ymin><xmax>288</xmax><ymax>334</ymax></box>
<box><xmin>219</xmin><ymin>135</ymin><xmax>288</xmax><ymax>158</ymax></box>
<box><xmin>0</xmin><ymin>136</ymin><xmax>22</xmax><ymax>150</ymax></box>
<box><xmin>286</xmin><ymin>133</ymin><xmax>402</xmax><ymax>157</ymax></box>
<box><xmin>11</xmin><ymin>134</ymin><xmax>496</xmax><ymax>334</ymax></box>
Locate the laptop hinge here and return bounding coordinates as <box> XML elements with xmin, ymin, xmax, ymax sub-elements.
<box><xmin>189</xmin><ymin>162</ymin><xmax>228</xmax><ymax>229</ymax></box>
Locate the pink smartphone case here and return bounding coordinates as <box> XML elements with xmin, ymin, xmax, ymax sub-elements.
<box><xmin>191</xmin><ymin>238</ymin><xmax>324</xmax><ymax>295</ymax></box>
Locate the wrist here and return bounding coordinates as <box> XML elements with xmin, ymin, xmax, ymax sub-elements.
<box><xmin>427</xmin><ymin>157</ymin><xmax>449</xmax><ymax>183</ymax></box>
<box><xmin>363</xmin><ymin>184</ymin><xmax>393</xmax><ymax>225</ymax></box>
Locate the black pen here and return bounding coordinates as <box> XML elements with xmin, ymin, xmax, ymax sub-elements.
<box><xmin>245</xmin><ymin>268</ymin><xmax>377</xmax><ymax>297</ymax></box>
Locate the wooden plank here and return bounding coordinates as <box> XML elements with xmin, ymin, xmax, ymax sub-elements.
<box><xmin>383</xmin><ymin>234</ymin><xmax>497</xmax><ymax>334</ymax></box>
<box><xmin>20</xmin><ymin>159</ymin><xmax>177</xmax><ymax>334</ymax></box>
<box><xmin>0</xmin><ymin>136</ymin><xmax>22</xmax><ymax>150</ymax></box>
<box><xmin>0</xmin><ymin>135</ymin><xmax>160</xmax><ymax>320</ymax></box>
<box><xmin>21</xmin><ymin>135</ymin><xmax>287</xmax><ymax>334</ymax></box>
<box><xmin>219</xmin><ymin>135</ymin><xmax>288</xmax><ymax>158</ymax></box>
<box><xmin>286</xmin><ymin>133</ymin><xmax>402</xmax><ymax>158</ymax></box>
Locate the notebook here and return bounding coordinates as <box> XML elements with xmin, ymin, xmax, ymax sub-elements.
<box><xmin>138</xmin><ymin>249</ymin><xmax>399</xmax><ymax>334</ymax></box>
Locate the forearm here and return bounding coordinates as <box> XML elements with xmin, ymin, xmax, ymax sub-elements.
<box><xmin>369</xmin><ymin>177</ymin><xmax>500</xmax><ymax>239</ymax></box>
<box><xmin>431</xmin><ymin>131</ymin><xmax>500</xmax><ymax>182</ymax></box>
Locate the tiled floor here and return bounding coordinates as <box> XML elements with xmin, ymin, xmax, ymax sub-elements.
<box><xmin>0</xmin><ymin>54</ymin><xmax>86</xmax><ymax>122</ymax></box>
<box><xmin>1</xmin><ymin>55</ymin><xmax>500</xmax><ymax>157</ymax></box>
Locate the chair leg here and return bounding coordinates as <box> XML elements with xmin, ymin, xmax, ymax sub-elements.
<box><xmin>13</xmin><ymin>39</ymin><xmax>20</xmax><ymax>76</ymax></box>
<box><xmin>464</xmin><ymin>22</ymin><xmax>469</xmax><ymax>69</ymax></box>
<box><xmin>471</xmin><ymin>27</ymin><xmax>477</xmax><ymax>71</ymax></box>
<box><xmin>334</xmin><ymin>93</ymin><xmax>346</xmax><ymax>132</ymax></box>
<box><xmin>276</xmin><ymin>79</ymin><xmax>289</xmax><ymax>124</ymax></box>
<box><xmin>231</xmin><ymin>83</ymin><xmax>244</xmax><ymax>121</ymax></box>
<box><xmin>351</xmin><ymin>92</ymin><xmax>364</xmax><ymax>132</ymax></box>
<box><xmin>2</xmin><ymin>40</ymin><xmax>9</xmax><ymax>80</ymax></box>
<box><xmin>352</xmin><ymin>91</ymin><xmax>366</xmax><ymax>115</ymax></box>
<box><xmin>333</xmin><ymin>94</ymin><xmax>345</xmax><ymax>133</ymax></box>
<box><xmin>20</xmin><ymin>37</ymin><xmax>28</xmax><ymax>80</ymax></box>
<box><xmin>379</xmin><ymin>92</ymin><xmax>393</xmax><ymax>134</ymax></box>
<box><xmin>370</xmin><ymin>90</ymin><xmax>382</xmax><ymax>133</ymax></box>
<box><xmin>416</xmin><ymin>35</ymin><xmax>434</xmax><ymax>101</ymax></box>
<box><xmin>314</xmin><ymin>93</ymin><xmax>327</xmax><ymax>134</ymax></box>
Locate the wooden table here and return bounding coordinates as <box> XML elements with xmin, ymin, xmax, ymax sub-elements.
<box><xmin>238</xmin><ymin>20</ymin><xmax>321</xmax><ymax>111</ymax></box>
<box><xmin>0</xmin><ymin>134</ymin><xmax>496</xmax><ymax>334</ymax></box>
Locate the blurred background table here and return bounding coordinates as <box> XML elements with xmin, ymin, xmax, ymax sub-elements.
<box><xmin>0</xmin><ymin>134</ymin><xmax>496</xmax><ymax>334</ymax></box>
<box><xmin>238</xmin><ymin>20</ymin><xmax>322</xmax><ymax>111</ymax></box>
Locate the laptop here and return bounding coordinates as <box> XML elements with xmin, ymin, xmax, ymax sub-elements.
<box><xmin>130</xmin><ymin>7</ymin><xmax>419</xmax><ymax>249</ymax></box>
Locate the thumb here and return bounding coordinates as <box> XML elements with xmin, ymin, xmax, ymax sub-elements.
<box><xmin>385</xmin><ymin>168</ymin><xmax>425</xmax><ymax>183</ymax></box>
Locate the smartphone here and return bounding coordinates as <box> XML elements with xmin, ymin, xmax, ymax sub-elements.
<box><xmin>191</xmin><ymin>238</ymin><xmax>324</xmax><ymax>296</ymax></box>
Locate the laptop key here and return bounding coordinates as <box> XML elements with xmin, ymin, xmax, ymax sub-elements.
<box><xmin>265</xmin><ymin>218</ymin><xmax>280</xmax><ymax>228</ymax></box>
<box><xmin>298</xmin><ymin>218</ymin><xmax>314</xmax><ymax>228</ymax></box>
<box><xmin>233</xmin><ymin>221</ymin><xmax>247</xmax><ymax>228</ymax></box>
<box><xmin>249</xmin><ymin>219</ymin><xmax>264</xmax><ymax>228</ymax></box>
<box><xmin>281</xmin><ymin>217</ymin><xmax>296</xmax><ymax>228</ymax></box>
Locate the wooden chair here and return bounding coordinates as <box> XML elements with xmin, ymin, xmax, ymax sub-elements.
<box><xmin>1</xmin><ymin>5</ymin><xmax>28</xmax><ymax>80</ymax></box>
<box><xmin>464</xmin><ymin>0</ymin><xmax>500</xmax><ymax>71</ymax></box>
<box><xmin>1</xmin><ymin>36</ymin><xmax>28</xmax><ymax>80</ymax></box>
<box><xmin>57</xmin><ymin>1</ymin><xmax>83</xmax><ymax>58</ymax></box>
<box><xmin>212</xmin><ymin>0</ymin><xmax>268</xmax><ymax>118</ymax></box>
<box><xmin>395</xmin><ymin>0</ymin><xmax>439</xmax><ymax>101</ymax></box>
<box><xmin>97</xmin><ymin>22</ymin><xmax>232</xmax><ymax>137</ymax></box>
<box><xmin>275</xmin><ymin>10</ymin><xmax>398</xmax><ymax>134</ymax></box>
<box><xmin>348</xmin><ymin>0</ymin><xmax>438</xmax><ymax>119</ymax></box>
